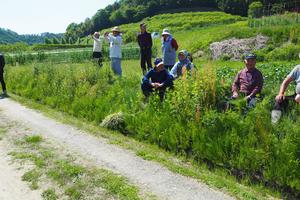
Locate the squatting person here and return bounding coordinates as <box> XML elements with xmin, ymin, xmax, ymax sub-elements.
<box><xmin>226</xmin><ymin>53</ymin><xmax>263</xmax><ymax>110</ymax></box>
<box><xmin>271</xmin><ymin>56</ymin><xmax>300</xmax><ymax>123</ymax></box>
<box><xmin>141</xmin><ymin>58</ymin><xmax>173</xmax><ymax>101</ymax></box>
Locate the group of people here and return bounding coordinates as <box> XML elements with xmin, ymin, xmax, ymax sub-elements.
<box><xmin>0</xmin><ymin>23</ymin><xmax>298</xmax><ymax>124</ymax></box>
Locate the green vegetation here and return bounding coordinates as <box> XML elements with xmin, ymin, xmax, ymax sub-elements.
<box><xmin>10</xmin><ymin>134</ymin><xmax>144</xmax><ymax>200</ymax></box>
<box><xmin>6</xmin><ymin>59</ymin><xmax>300</xmax><ymax>198</ymax></box>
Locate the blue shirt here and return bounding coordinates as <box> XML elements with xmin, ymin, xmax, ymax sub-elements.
<box><xmin>142</xmin><ymin>68</ymin><xmax>173</xmax><ymax>87</ymax></box>
<box><xmin>288</xmin><ymin>65</ymin><xmax>300</xmax><ymax>84</ymax></box>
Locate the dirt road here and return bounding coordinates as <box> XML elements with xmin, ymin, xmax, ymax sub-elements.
<box><xmin>0</xmin><ymin>98</ymin><xmax>234</xmax><ymax>200</ymax></box>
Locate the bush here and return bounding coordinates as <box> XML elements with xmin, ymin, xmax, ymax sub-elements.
<box><xmin>100</xmin><ymin>112</ymin><xmax>126</xmax><ymax>133</ymax></box>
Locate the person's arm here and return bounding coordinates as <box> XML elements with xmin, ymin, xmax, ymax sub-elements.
<box><xmin>142</xmin><ymin>70</ymin><xmax>153</xmax><ymax>86</ymax></box>
<box><xmin>0</xmin><ymin>55</ymin><xmax>4</xmax><ymax>68</ymax></box>
<box><xmin>248</xmin><ymin>71</ymin><xmax>264</xmax><ymax>98</ymax></box>
<box><xmin>169</xmin><ymin>63</ymin><xmax>178</xmax><ymax>79</ymax></box>
<box><xmin>232</xmin><ymin>72</ymin><xmax>240</xmax><ymax>97</ymax></box>
<box><xmin>171</xmin><ymin>38</ymin><xmax>178</xmax><ymax>51</ymax></box>
<box><xmin>160</xmin><ymin>71</ymin><xmax>173</xmax><ymax>87</ymax></box>
<box><xmin>275</xmin><ymin>76</ymin><xmax>294</xmax><ymax>102</ymax></box>
<box><xmin>149</xmin><ymin>33</ymin><xmax>153</xmax><ymax>48</ymax></box>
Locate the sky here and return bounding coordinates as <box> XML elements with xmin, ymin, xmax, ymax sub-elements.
<box><xmin>0</xmin><ymin>0</ymin><xmax>116</xmax><ymax>35</ymax></box>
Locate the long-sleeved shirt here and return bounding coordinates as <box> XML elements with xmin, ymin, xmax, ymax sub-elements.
<box><xmin>170</xmin><ymin>58</ymin><xmax>194</xmax><ymax>79</ymax></box>
<box><xmin>92</xmin><ymin>36</ymin><xmax>103</xmax><ymax>52</ymax></box>
<box><xmin>232</xmin><ymin>67</ymin><xmax>263</xmax><ymax>97</ymax></box>
<box><xmin>137</xmin><ymin>31</ymin><xmax>152</xmax><ymax>49</ymax></box>
<box><xmin>105</xmin><ymin>34</ymin><xmax>122</xmax><ymax>58</ymax></box>
<box><xmin>0</xmin><ymin>54</ymin><xmax>5</xmax><ymax>69</ymax></box>
<box><xmin>142</xmin><ymin>69</ymin><xmax>173</xmax><ymax>87</ymax></box>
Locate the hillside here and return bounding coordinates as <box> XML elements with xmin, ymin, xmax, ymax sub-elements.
<box><xmin>0</xmin><ymin>28</ymin><xmax>63</xmax><ymax>45</ymax></box>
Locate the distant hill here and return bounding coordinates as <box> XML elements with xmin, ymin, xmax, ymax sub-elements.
<box><xmin>0</xmin><ymin>28</ymin><xmax>63</xmax><ymax>45</ymax></box>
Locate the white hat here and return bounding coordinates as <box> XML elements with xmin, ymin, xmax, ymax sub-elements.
<box><xmin>162</xmin><ymin>28</ymin><xmax>170</xmax><ymax>35</ymax></box>
<box><xmin>112</xmin><ymin>26</ymin><xmax>121</xmax><ymax>32</ymax></box>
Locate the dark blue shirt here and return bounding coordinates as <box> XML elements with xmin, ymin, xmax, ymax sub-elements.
<box><xmin>142</xmin><ymin>68</ymin><xmax>173</xmax><ymax>87</ymax></box>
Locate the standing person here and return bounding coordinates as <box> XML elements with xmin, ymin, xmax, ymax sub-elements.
<box><xmin>271</xmin><ymin>61</ymin><xmax>300</xmax><ymax>123</ymax></box>
<box><xmin>226</xmin><ymin>53</ymin><xmax>263</xmax><ymax>110</ymax></box>
<box><xmin>141</xmin><ymin>58</ymin><xmax>173</xmax><ymax>101</ymax></box>
<box><xmin>0</xmin><ymin>53</ymin><xmax>6</xmax><ymax>96</ymax></box>
<box><xmin>91</xmin><ymin>32</ymin><xmax>103</xmax><ymax>67</ymax></box>
<box><xmin>137</xmin><ymin>23</ymin><xmax>153</xmax><ymax>75</ymax></box>
<box><xmin>104</xmin><ymin>26</ymin><xmax>122</xmax><ymax>77</ymax></box>
<box><xmin>161</xmin><ymin>29</ymin><xmax>178</xmax><ymax>71</ymax></box>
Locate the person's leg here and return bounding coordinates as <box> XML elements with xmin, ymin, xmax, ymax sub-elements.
<box><xmin>141</xmin><ymin>82</ymin><xmax>153</xmax><ymax>102</ymax></box>
<box><xmin>146</xmin><ymin>48</ymin><xmax>152</xmax><ymax>71</ymax></box>
<box><xmin>97</xmin><ymin>52</ymin><xmax>103</xmax><ymax>67</ymax></box>
<box><xmin>111</xmin><ymin>58</ymin><xmax>122</xmax><ymax>77</ymax></box>
<box><xmin>247</xmin><ymin>97</ymin><xmax>256</xmax><ymax>108</ymax></box>
<box><xmin>272</xmin><ymin>94</ymin><xmax>296</xmax><ymax>123</ymax></box>
<box><xmin>140</xmin><ymin>50</ymin><xmax>147</xmax><ymax>75</ymax></box>
<box><xmin>158</xmin><ymin>87</ymin><xmax>167</xmax><ymax>101</ymax></box>
<box><xmin>0</xmin><ymin>69</ymin><xmax>6</xmax><ymax>94</ymax></box>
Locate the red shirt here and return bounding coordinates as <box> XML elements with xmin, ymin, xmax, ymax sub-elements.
<box><xmin>232</xmin><ymin>67</ymin><xmax>263</xmax><ymax>97</ymax></box>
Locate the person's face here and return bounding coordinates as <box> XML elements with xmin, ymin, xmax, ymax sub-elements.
<box><xmin>113</xmin><ymin>31</ymin><xmax>119</xmax><ymax>36</ymax></box>
<box><xmin>162</xmin><ymin>34</ymin><xmax>168</xmax><ymax>40</ymax></box>
<box><xmin>156</xmin><ymin>64</ymin><xmax>164</xmax><ymax>72</ymax></box>
<box><xmin>140</xmin><ymin>25</ymin><xmax>146</xmax><ymax>32</ymax></box>
<box><xmin>178</xmin><ymin>53</ymin><xmax>185</xmax><ymax>61</ymax></box>
<box><xmin>245</xmin><ymin>58</ymin><xmax>256</xmax><ymax>70</ymax></box>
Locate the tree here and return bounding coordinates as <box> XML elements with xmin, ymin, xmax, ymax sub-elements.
<box><xmin>44</xmin><ymin>37</ymin><xmax>52</xmax><ymax>44</ymax></box>
<box><xmin>248</xmin><ymin>1</ymin><xmax>263</xmax><ymax>18</ymax></box>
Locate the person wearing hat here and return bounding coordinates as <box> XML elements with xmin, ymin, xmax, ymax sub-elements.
<box><xmin>0</xmin><ymin>53</ymin><xmax>7</xmax><ymax>97</ymax></box>
<box><xmin>141</xmin><ymin>58</ymin><xmax>173</xmax><ymax>101</ymax></box>
<box><xmin>137</xmin><ymin>23</ymin><xmax>153</xmax><ymax>75</ymax></box>
<box><xmin>227</xmin><ymin>53</ymin><xmax>263</xmax><ymax>110</ymax></box>
<box><xmin>170</xmin><ymin>50</ymin><xmax>194</xmax><ymax>79</ymax></box>
<box><xmin>104</xmin><ymin>26</ymin><xmax>122</xmax><ymax>76</ymax></box>
<box><xmin>91</xmin><ymin>32</ymin><xmax>103</xmax><ymax>67</ymax></box>
<box><xmin>161</xmin><ymin>29</ymin><xmax>178</xmax><ymax>70</ymax></box>
<box><xmin>271</xmin><ymin>56</ymin><xmax>300</xmax><ymax>123</ymax></box>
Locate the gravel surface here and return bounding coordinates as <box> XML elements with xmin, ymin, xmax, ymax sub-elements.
<box><xmin>0</xmin><ymin>98</ymin><xmax>234</xmax><ymax>200</ymax></box>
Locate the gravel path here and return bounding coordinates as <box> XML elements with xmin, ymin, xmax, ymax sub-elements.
<box><xmin>0</xmin><ymin>98</ymin><xmax>234</xmax><ymax>200</ymax></box>
<box><xmin>0</xmin><ymin>141</ymin><xmax>42</xmax><ymax>200</ymax></box>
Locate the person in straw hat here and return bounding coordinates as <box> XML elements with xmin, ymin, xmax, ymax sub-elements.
<box><xmin>104</xmin><ymin>26</ymin><xmax>123</xmax><ymax>76</ymax></box>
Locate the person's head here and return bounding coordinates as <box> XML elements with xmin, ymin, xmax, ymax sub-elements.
<box><xmin>112</xmin><ymin>26</ymin><xmax>121</xmax><ymax>36</ymax></box>
<box><xmin>140</xmin><ymin>23</ymin><xmax>147</xmax><ymax>33</ymax></box>
<box><xmin>154</xmin><ymin>58</ymin><xmax>164</xmax><ymax>72</ymax></box>
<box><xmin>94</xmin><ymin>32</ymin><xmax>100</xmax><ymax>38</ymax></box>
<box><xmin>244</xmin><ymin>53</ymin><xmax>257</xmax><ymax>70</ymax></box>
<box><xmin>178</xmin><ymin>50</ymin><xmax>188</xmax><ymax>61</ymax></box>
<box><xmin>162</xmin><ymin>29</ymin><xmax>170</xmax><ymax>40</ymax></box>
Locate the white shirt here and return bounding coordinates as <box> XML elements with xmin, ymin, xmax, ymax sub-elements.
<box><xmin>105</xmin><ymin>34</ymin><xmax>122</xmax><ymax>58</ymax></box>
<box><xmin>93</xmin><ymin>36</ymin><xmax>103</xmax><ymax>52</ymax></box>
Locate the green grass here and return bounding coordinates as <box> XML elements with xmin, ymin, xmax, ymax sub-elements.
<box><xmin>9</xmin><ymin>134</ymin><xmax>146</xmax><ymax>199</ymax></box>
<box><xmin>8</xmin><ymin>91</ymin><xmax>285</xmax><ymax>200</ymax></box>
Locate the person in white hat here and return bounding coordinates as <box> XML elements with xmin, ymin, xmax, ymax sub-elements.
<box><xmin>161</xmin><ymin>28</ymin><xmax>178</xmax><ymax>70</ymax></box>
<box><xmin>104</xmin><ymin>26</ymin><xmax>122</xmax><ymax>76</ymax></box>
<box><xmin>91</xmin><ymin>32</ymin><xmax>103</xmax><ymax>67</ymax></box>
<box><xmin>271</xmin><ymin>55</ymin><xmax>300</xmax><ymax>123</ymax></box>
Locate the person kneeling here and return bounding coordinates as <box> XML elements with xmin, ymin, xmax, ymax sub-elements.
<box><xmin>271</xmin><ymin>63</ymin><xmax>300</xmax><ymax>123</ymax></box>
<box><xmin>141</xmin><ymin>58</ymin><xmax>173</xmax><ymax>101</ymax></box>
<box><xmin>226</xmin><ymin>53</ymin><xmax>263</xmax><ymax>111</ymax></box>
<box><xmin>170</xmin><ymin>50</ymin><xmax>194</xmax><ymax>79</ymax></box>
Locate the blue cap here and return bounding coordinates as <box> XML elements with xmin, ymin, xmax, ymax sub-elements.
<box><xmin>245</xmin><ymin>53</ymin><xmax>256</xmax><ymax>59</ymax></box>
<box><xmin>154</xmin><ymin>58</ymin><xmax>163</xmax><ymax>66</ymax></box>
